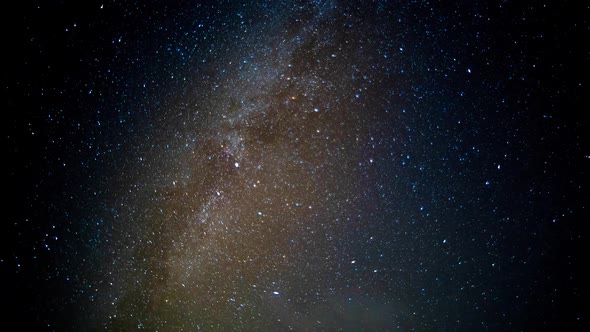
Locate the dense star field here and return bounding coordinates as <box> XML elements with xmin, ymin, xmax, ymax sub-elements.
<box><xmin>7</xmin><ymin>0</ymin><xmax>588</xmax><ymax>330</ymax></box>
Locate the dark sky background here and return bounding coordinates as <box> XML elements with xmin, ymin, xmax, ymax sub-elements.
<box><xmin>6</xmin><ymin>0</ymin><xmax>589</xmax><ymax>330</ymax></box>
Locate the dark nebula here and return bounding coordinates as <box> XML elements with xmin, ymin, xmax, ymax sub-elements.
<box><xmin>7</xmin><ymin>0</ymin><xmax>588</xmax><ymax>330</ymax></box>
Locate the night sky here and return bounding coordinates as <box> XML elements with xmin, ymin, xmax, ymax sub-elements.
<box><xmin>7</xmin><ymin>0</ymin><xmax>588</xmax><ymax>330</ymax></box>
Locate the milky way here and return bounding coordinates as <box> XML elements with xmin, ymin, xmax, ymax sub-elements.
<box><xmin>83</xmin><ymin>3</ymin><xmax>408</xmax><ymax>329</ymax></box>
<box><xmin>12</xmin><ymin>0</ymin><xmax>588</xmax><ymax>330</ymax></box>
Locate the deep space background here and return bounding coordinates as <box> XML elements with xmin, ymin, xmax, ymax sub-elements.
<box><xmin>5</xmin><ymin>0</ymin><xmax>589</xmax><ymax>330</ymax></box>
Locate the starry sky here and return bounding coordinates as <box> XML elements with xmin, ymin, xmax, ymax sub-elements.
<box><xmin>7</xmin><ymin>0</ymin><xmax>589</xmax><ymax>330</ymax></box>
